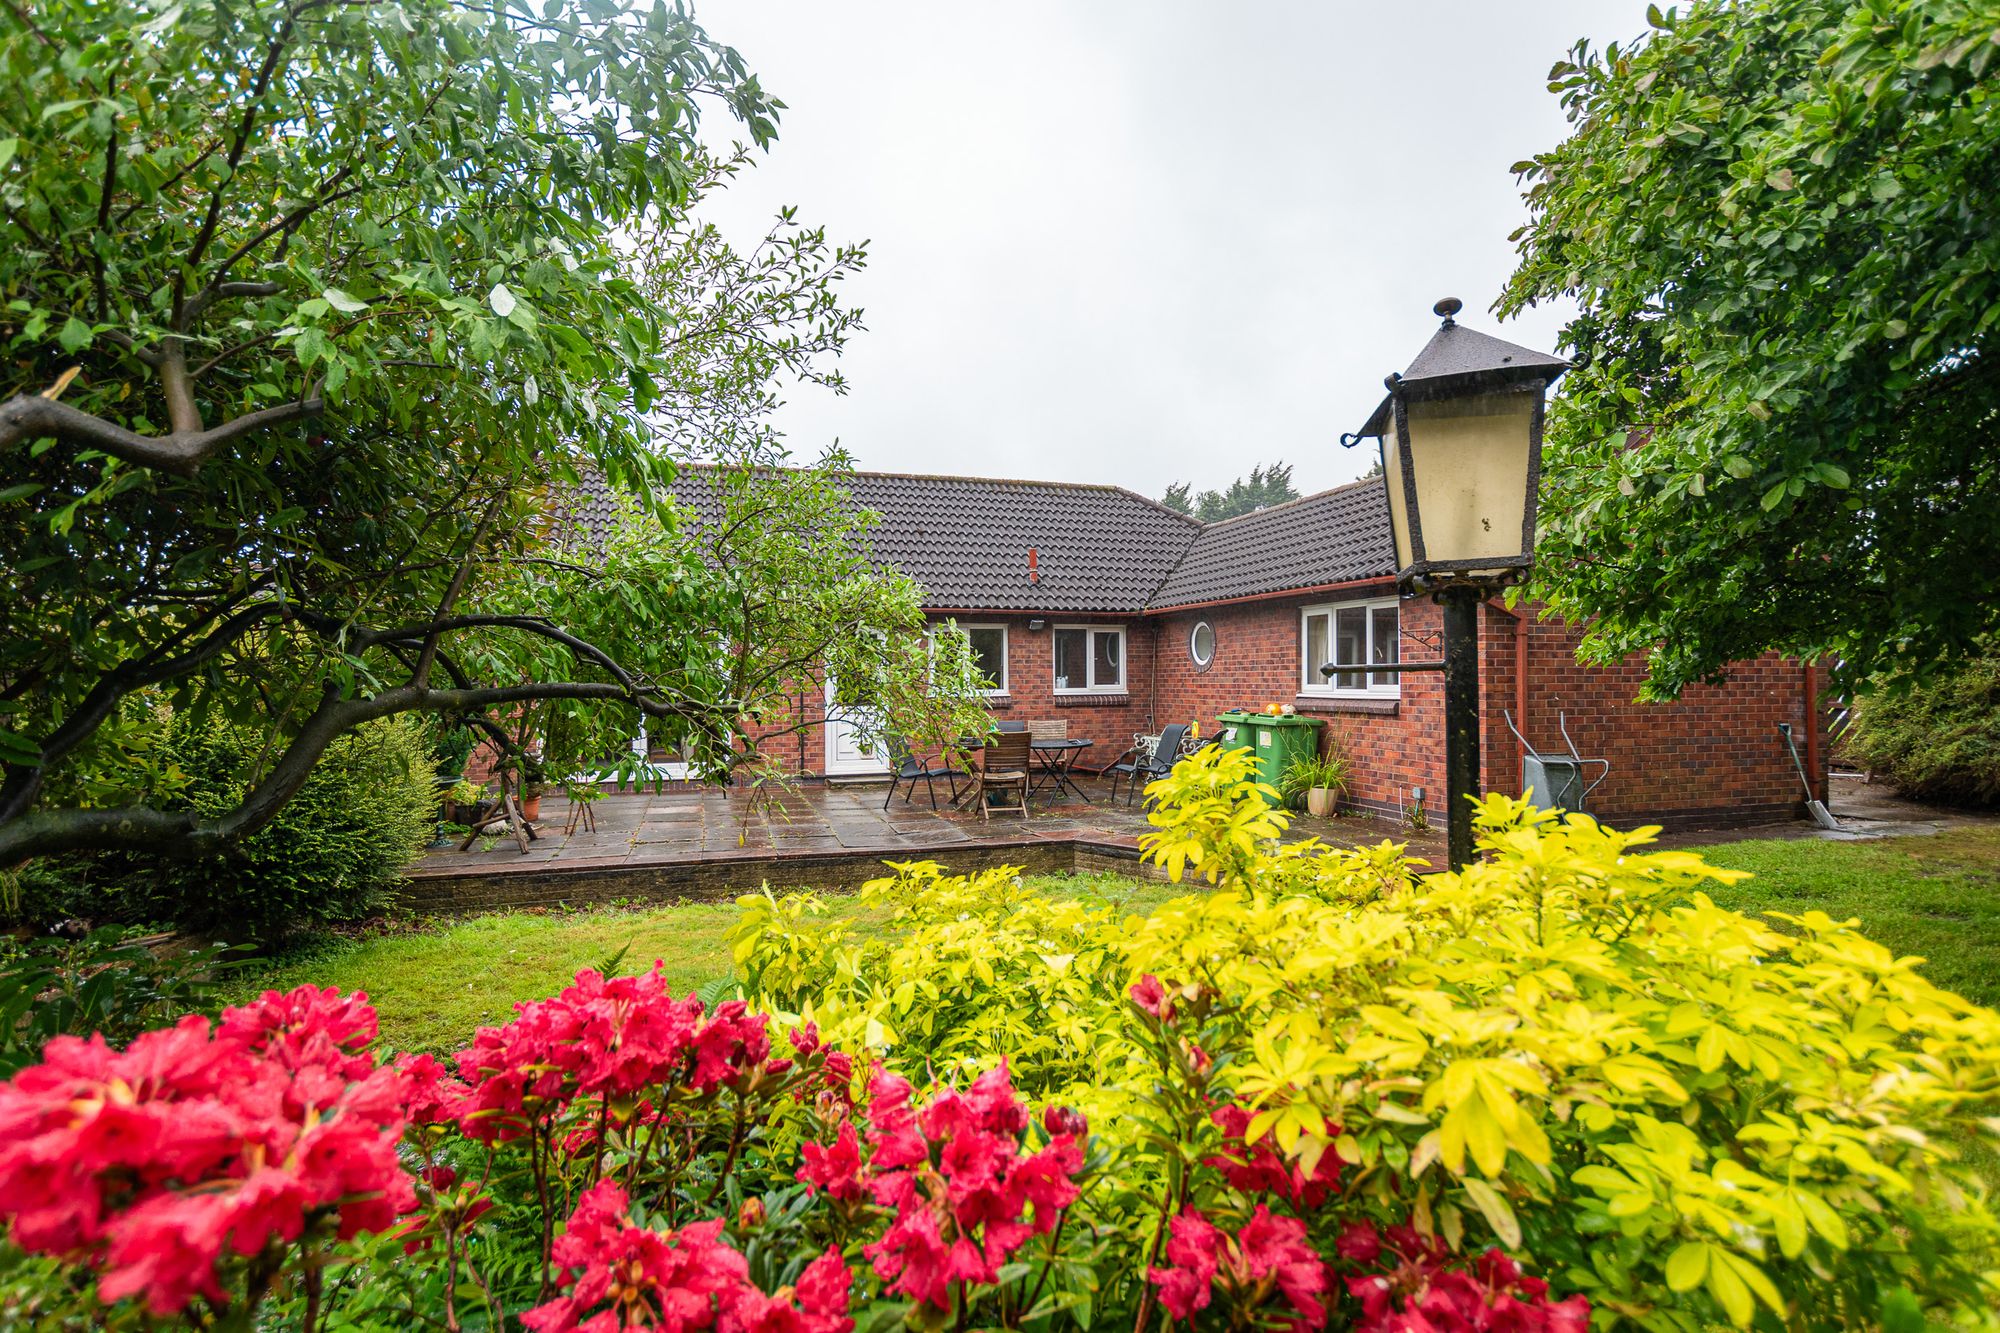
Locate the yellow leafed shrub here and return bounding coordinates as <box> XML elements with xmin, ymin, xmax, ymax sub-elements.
<box><xmin>731</xmin><ymin>745</ymin><xmax>2000</xmax><ymax>1329</ymax></box>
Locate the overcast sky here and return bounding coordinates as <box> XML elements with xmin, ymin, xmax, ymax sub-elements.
<box><xmin>687</xmin><ymin>1</ymin><xmax>1649</xmax><ymax>500</ymax></box>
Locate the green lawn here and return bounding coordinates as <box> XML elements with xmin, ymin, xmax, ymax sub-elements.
<box><xmin>243</xmin><ymin>871</ymin><xmax>1181</xmax><ymax>1052</ymax></box>
<box><xmin>1692</xmin><ymin>827</ymin><xmax>2000</xmax><ymax>1008</ymax></box>
<box><xmin>242</xmin><ymin>829</ymin><xmax>2000</xmax><ymax>1053</ymax></box>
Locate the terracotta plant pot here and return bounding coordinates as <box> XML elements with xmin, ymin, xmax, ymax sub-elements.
<box><xmin>521</xmin><ymin>791</ymin><xmax>544</xmax><ymax>822</ymax></box>
<box><xmin>1305</xmin><ymin>787</ymin><xmax>1338</xmax><ymax>818</ymax></box>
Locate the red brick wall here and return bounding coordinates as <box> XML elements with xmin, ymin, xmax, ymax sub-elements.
<box><xmin>1495</xmin><ymin>611</ymin><xmax>1826</xmax><ymax>828</ymax></box>
<box><xmin>1149</xmin><ymin>592</ymin><xmax>1823</xmax><ymax>830</ymax></box>
<box><xmin>1150</xmin><ymin>588</ymin><xmax>1444</xmax><ymax>819</ymax></box>
<box><xmin>941</xmin><ymin>615</ymin><xmax>1158</xmax><ymax>771</ymax></box>
<box><xmin>507</xmin><ymin>595</ymin><xmax>1826</xmax><ymax>831</ymax></box>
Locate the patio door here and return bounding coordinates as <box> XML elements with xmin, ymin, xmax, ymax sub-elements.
<box><xmin>823</xmin><ymin>675</ymin><xmax>888</xmax><ymax>776</ymax></box>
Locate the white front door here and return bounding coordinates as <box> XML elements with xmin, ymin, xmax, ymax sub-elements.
<box><xmin>823</xmin><ymin>677</ymin><xmax>888</xmax><ymax>776</ymax></box>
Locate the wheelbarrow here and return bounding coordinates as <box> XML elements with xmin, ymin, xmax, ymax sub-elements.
<box><xmin>1502</xmin><ymin>710</ymin><xmax>1609</xmax><ymax>812</ymax></box>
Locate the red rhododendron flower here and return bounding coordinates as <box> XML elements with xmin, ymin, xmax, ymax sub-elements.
<box><xmin>395</xmin><ymin>1052</ymin><xmax>471</xmax><ymax>1127</ymax></box>
<box><xmin>797</xmin><ymin>1121</ymin><xmax>866</xmax><ymax>1202</ymax></box>
<box><xmin>525</xmin><ymin>1182</ymin><xmax>852</xmax><ymax>1333</ymax></box>
<box><xmin>0</xmin><ymin>987</ymin><xmax>413</xmax><ymax>1317</ymax></box>
<box><xmin>1338</xmin><ymin>1222</ymin><xmax>1590</xmax><ymax>1333</ymax></box>
<box><xmin>1148</xmin><ymin>1206</ymin><xmax>1327</xmax><ymax>1331</ymax></box>
<box><xmin>1207</xmin><ymin>1103</ymin><xmax>1342</xmax><ymax>1208</ymax></box>
<box><xmin>797</xmin><ymin>1063</ymin><xmax>1083</xmax><ymax>1310</ymax></box>
<box><xmin>1129</xmin><ymin>974</ymin><xmax>1174</xmax><ymax>1021</ymax></box>
<box><xmin>455</xmin><ymin>966</ymin><xmax>775</xmax><ymax>1144</ymax></box>
<box><xmin>1150</xmin><ymin>1209</ymin><xmax>1222</xmax><ymax>1319</ymax></box>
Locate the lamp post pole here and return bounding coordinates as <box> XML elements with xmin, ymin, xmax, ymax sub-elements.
<box><xmin>1439</xmin><ymin>585</ymin><xmax>1482</xmax><ymax>871</ymax></box>
<box><xmin>1338</xmin><ymin>297</ymin><xmax>1569</xmax><ymax>874</ymax></box>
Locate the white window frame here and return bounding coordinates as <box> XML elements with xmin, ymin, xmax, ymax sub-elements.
<box><xmin>1299</xmin><ymin>598</ymin><xmax>1401</xmax><ymax>699</ymax></box>
<box><xmin>944</xmin><ymin>622</ymin><xmax>1009</xmax><ymax>695</ymax></box>
<box><xmin>1052</xmin><ymin>624</ymin><xmax>1127</xmax><ymax>694</ymax></box>
<box><xmin>1189</xmin><ymin>620</ymin><xmax>1215</xmax><ymax>670</ymax></box>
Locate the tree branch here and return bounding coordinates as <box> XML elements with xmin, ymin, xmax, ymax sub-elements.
<box><xmin>0</xmin><ymin>389</ymin><xmax>323</xmax><ymax>475</ymax></box>
<box><xmin>0</xmin><ymin>677</ymin><xmax>721</xmax><ymax>864</ymax></box>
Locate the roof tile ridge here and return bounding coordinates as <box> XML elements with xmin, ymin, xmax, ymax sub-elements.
<box><xmin>1106</xmin><ymin>485</ymin><xmax>1203</xmax><ymax>527</ymax></box>
<box><xmin>831</xmin><ymin>467</ymin><xmax>1143</xmax><ymax>494</ymax></box>
<box><xmin>1193</xmin><ymin>475</ymin><xmax>1382</xmax><ymax>531</ymax></box>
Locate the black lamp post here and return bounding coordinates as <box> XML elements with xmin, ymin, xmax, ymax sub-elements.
<box><xmin>1332</xmin><ymin>298</ymin><xmax>1568</xmax><ymax>871</ymax></box>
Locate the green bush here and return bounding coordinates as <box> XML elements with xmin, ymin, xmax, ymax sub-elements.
<box><xmin>132</xmin><ymin>715</ymin><xmax>438</xmax><ymax>936</ymax></box>
<box><xmin>1846</xmin><ymin>649</ymin><xmax>2000</xmax><ymax>807</ymax></box>
<box><xmin>11</xmin><ymin>716</ymin><xmax>443</xmax><ymax>938</ymax></box>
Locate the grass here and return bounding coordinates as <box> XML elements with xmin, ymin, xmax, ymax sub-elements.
<box><xmin>243</xmin><ymin>871</ymin><xmax>1181</xmax><ymax>1052</ymax></box>
<box><xmin>241</xmin><ymin>827</ymin><xmax>2000</xmax><ymax>1053</ymax></box>
<box><xmin>1691</xmin><ymin>826</ymin><xmax>2000</xmax><ymax>1008</ymax></box>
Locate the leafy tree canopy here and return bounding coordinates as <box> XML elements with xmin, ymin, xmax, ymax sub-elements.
<box><xmin>0</xmin><ymin>0</ymin><xmax>978</xmax><ymax>865</ymax></box>
<box><xmin>1161</xmin><ymin>461</ymin><xmax>1299</xmax><ymax>522</ymax></box>
<box><xmin>1501</xmin><ymin>0</ymin><xmax>2000</xmax><ymax>699</ymax></box>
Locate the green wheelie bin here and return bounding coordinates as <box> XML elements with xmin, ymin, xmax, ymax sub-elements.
<box><xmin>1215</xmin><ymin>710</ymin><xmax>1325</xmax><ymax>807</ymax></box>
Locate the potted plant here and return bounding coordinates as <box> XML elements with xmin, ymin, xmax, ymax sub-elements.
<box><xmin>445</xmin><ymin>778</ymin><xmax>487</xmax><ymax>826</ymax></box>
<box><xmin>1280</xmin><ymin>751</ymin><xmax>1351</xmax><ymax>818</ymax></box>
<box><xmin>518</xmin><ymin>750</ymin><xmax>549</xmax><ymax>823</ymax></box>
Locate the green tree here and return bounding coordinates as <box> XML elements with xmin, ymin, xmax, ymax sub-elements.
<box><xmin>0</xmin><ymin>0</ymin><xmax>977</xmax><ymax>866</ymax></box>
<box><xmin>1161</xmin><ymin>461</ymin><xmax>1299</xmax><ymax>521</ymax></box>
<box><xmin>1501</xmin><ymin>0</ymin><xmax>2000</xmax><ymax>699</ymax></box>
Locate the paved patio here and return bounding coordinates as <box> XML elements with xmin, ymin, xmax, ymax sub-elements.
<box><xmin>402</xmin><ymin>772</ymin><xmax>1968</xmax><ymax>916</ymax></box>
<box><xmin>406</xmin><ymin>776</ymin><xmax>1446</xmax><ymax>911</ymax></box>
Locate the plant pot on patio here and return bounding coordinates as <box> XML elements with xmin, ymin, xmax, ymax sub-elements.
<box><xmin>520</xmin><ymin>785</ymin><xmax>546</xmax><ymax>823</ymax></box>
<box><xmin>1305</xmin><ymin>787</ymin><xmax>1338</xmax><ymax>818</ymax></box>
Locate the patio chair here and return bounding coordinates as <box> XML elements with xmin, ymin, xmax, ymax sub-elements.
<box><xmin>1107</xmin><ymin>722</ymin><xmax>1188</xmax><ymax>806</ymax></box>
<box><xmin>978</xmin><ymin>729</ymin><xmax>1033</xmax><ymax>820</ymax></box>
<box><xmin>884</xmin><ymin>735</ymin><xmax>963</xmax><ymax>810</ymax></box>
<box><xmin>994</xmin><ymin>719</ymin><xmax>1028</xmax><ymax>734</ymax></box>
<box><xmin>1027</xmin><ymin>719</ymin><xmax>1069</xmax><ymax>742</ymax></box>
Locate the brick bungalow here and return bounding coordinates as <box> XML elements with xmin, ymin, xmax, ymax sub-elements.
<box><xmin>620</xmin><ymin>468</ymin><xmax>1828</xmax><ymax>831</ymax></box>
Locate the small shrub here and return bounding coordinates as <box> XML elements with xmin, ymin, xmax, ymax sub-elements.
<box><xmin>1846</xmin><ymin>649</ymin><xmax>2000</xmax><ymax>806</ymax></box>
<box><xmin>124</xmin><ymin>715</ymin><xmax>438</xmax><ymax>938</ymax></box>
<box><xmin>11</xmin><ymin>717</ymin><xmax>439</xmax><ymax>938</ymax></box>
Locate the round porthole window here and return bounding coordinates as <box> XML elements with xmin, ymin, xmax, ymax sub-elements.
<box><xmin>1189</xmin><ymin>621</ymin><xmax>1215</xmax><ymax>671</ymax></box>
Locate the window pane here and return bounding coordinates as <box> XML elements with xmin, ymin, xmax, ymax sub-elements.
<box><xmin>1334</xmin><ymin>607</ymin><xmax>1366</xmax><ymax>690</ymax></box>
<box><xmin>1053</xmin><ymin>629</ymin><xmax>1084</xmax><ymax>690</ymax></box>
<box><xmin>967</xmin><ymin>628</ymin><xmax>1005</xmax><ymax>690</ymax></box>
<box><xmin>1093</xmin><ymin>630</ymin><xmax>1121</xmax><ymax>687</ymax></box>
<box><xmin>1190</xmin><ymin>622</ymin><xmax>1214</xmax><ymax>667</ymax></box>
<box><xmin>1304</xmin><ymin>613</ymin><xmax>1328</xmax><ymax>690</ymax></box>
<box><xmin>1370</xmin><ymin>605</ymin><xmax>1399</xmax><ymax>689</ymax></box>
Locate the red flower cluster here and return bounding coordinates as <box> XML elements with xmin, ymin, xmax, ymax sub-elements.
<box><xmin>1337</xmin><ymin>1223</ymin><xmax>1589</xmax><ymax>1333</ymax></box>
<box><xmin>796</xmin><ymin>1063</ymin><xmax>1085</xmax><ymax>1310</ymax></box>
<box><xmin>1149</xmin><ymin>1206</ymin><xmax>1328</xmax><ymax>1331</ymax></box>
<box><xmin>454</xmin><ymin>967</ymin><xmax>772</xmax><ymax>1142</ymax></box>
<box><xmin>1206</xmin><ymin>1104</ymin><xmax>1343</xmax><ymax>1209</ymax></box>
<box><xmin>1130</xmin><ymin>974</ymin><xmax>1175</xmax><ymax>1021</ymax></box>
<box><xmin>524</xmin><ymin>1180</ymin><xmax>851</xmax><ymax>1333</ymax></box>
<box><xmin>0</xmin><ymin>986</ymin><xmax>413</xmax><ymax>1316</ymax></box>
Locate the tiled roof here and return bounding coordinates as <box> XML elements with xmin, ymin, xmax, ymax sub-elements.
<box><xmin>1145</xmin><ymin>479</ymin><xmax>1395</xmax><ymax>609</ymax></box>
<box><xmin>562</xmin><ymin>467</ymin><xmax>1397</xmax><ymax>614</ymax></box>
<box><xmin>665</xmin><ymin>467</ymin><xmax>1202</xmax><ymax>614</ymax></box>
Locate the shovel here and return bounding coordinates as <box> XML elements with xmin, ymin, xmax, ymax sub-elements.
<box><xmin>1777</xmin><ymin>723</ymin><xmax>1843</xmax><ymax>831</ymax></box>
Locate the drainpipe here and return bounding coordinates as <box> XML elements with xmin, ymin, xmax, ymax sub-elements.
<box><xmin>1803</xmin><ymin>661</ymin><xmax>1822</xmax><ymax>804</ymax></box>
<box><xmin>1148</xmin><ymin>619</ymin><xmax>1160</xmax><ymax>733</ymax></box>
<box><xmin>1501</xmin><ymin>601</ymin><xmax>1530</xmax><ymax>793</ymax></box>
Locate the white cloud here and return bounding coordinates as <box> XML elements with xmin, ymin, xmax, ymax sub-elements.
<box><xmin>688</xmin><ymin>0</ymin><xmax>1648</xmax><ymax>499</ymax></box>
